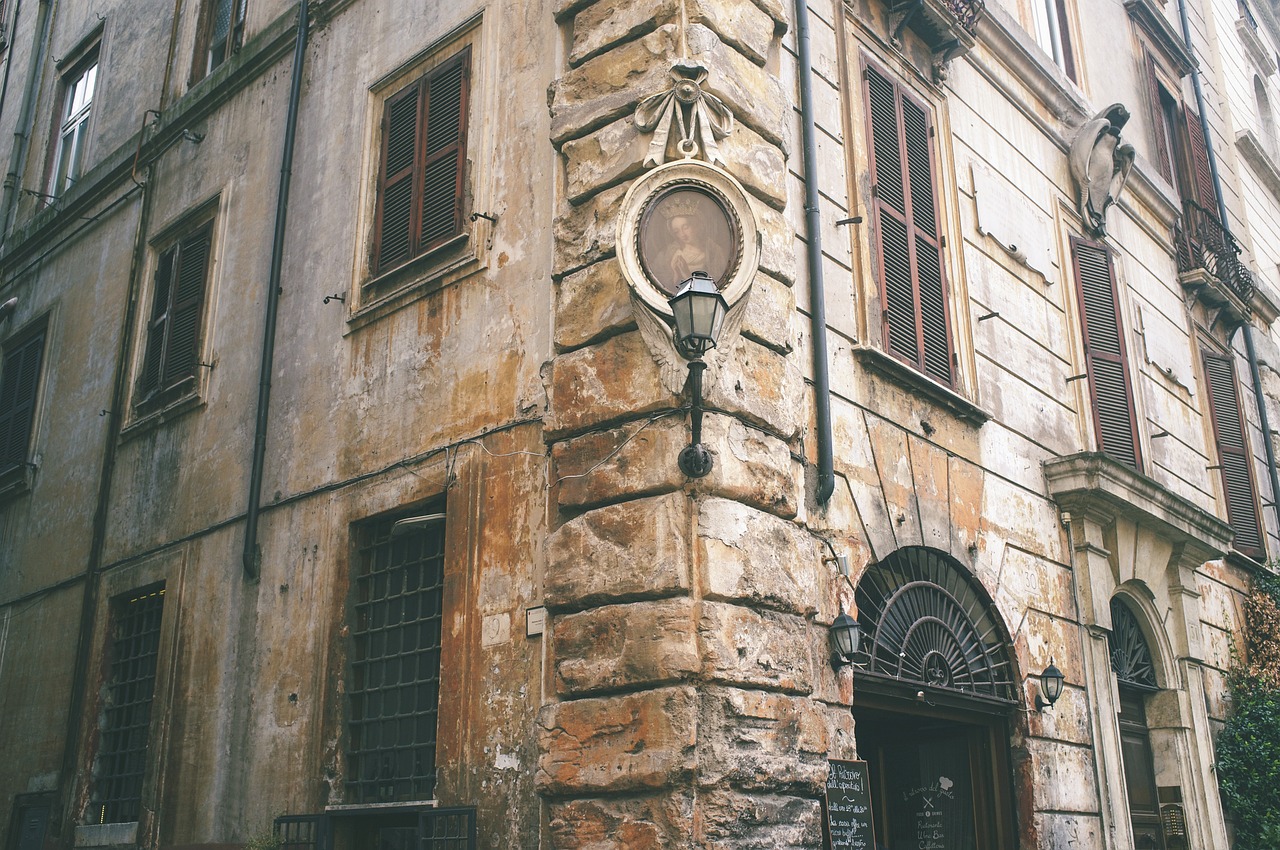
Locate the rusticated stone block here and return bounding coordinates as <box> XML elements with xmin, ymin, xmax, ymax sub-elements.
<box><xmin>700</xmin><ymin>416</ymin><xmax>796</xmax><ymax>518</ymax></box>
<box><xmin>537</xmin><ymin>687</ymin><xmax>697</xmax><ymax>795</ymax></box>
<box><xmin>697</xmin><ymin>497</ymin><xmax>821</xmax><ymax>616</ymax></box>
<box><xmin>562</xmin><ymin>115</ymin><xmax>787</xmax><ymax>210</ymax></box>
<box><xmin>555</xmin><ymin>260</ymin><xmax>635</xmax><ymax>352</ymax></box>
<box><xmin>555</xmin><ymin>598</ymin><xmax>700</xmax><ymax>695</ymax></box>
<box><xmin>718</xmin><ymin>121</ymin><xmax>788</xmax><ymax>210</ymax></box>
<box><xmin>741</xmin><ymin>273</ymin><xmax>793</xmax><ymax>354</ymax></box>
<box><xmin>548</xmin><ymin>332</ymin><xmax>679</xmax><ymax>438</ymax></box>
<box><xmin>554</xmin><ymin>183</ymin><xmax>628</xmax><ymax>276</ymax></box>
<box><xmin>548</xmin><ymin>792</ymin><xmax>694</xmax><ymax>850</ymax></box>
<box><xmin>698</xmin><ymin>687</ymin><xmax>830</xmax><ymax>793</ymax></box>
<box><xmin>698</xmin><ymin>601</ymin><xmax>812</xmax><ymax>693</ymax></box>
<box><xmin>551</xmin><ymin>25</ymin><xmax>786</xmax><ymax>148</ymax></box>
<box><xmin>546</xmin><ymin>492</ymin><xmax>690</xmax><ymax>610</ymax></box>
<box><xmin>562</xmin><ymin>117</ymin><xmax>650</xmax><ymax>206</ymax></box>
<box><xmin>685</xmin><ymin>25</ymin><xmax>786</xmax><ymax>146</ymax></box>
<box><xmin>552</xmin><ymin>415</ymin><xmax>686</xmax><ymax>511</ymax></box>
<box><xmin>704</xmin><ymin>337</ymin><xmax>804</xmax><ymax>439</ymax></box>
<box><xmin>699</xmin><ymin>790</ymin><xmax>823</xmax><ymax>849</ymax></box>
<box><xmin>569</xmin><ymin>0</ymin><xmax>775</xmax><ymax>68</ymax></box>
<box><xmin>551</xmin><ymin>27</ymin><xmax>681</xmax><ymax>145</ymax></box>
<box><xmin>754</xmin><ymin>200</ymin><xmax>795</xmax><ymax>284</ymax></box>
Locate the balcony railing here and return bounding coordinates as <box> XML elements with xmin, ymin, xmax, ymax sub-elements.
<box><xmin>1175</xmin><ymin>200</ymin><xmax>1255</xmax><ymax>304</ymax></box>
<box><xmin>889</xmin><ymin>0</ymin><xmax>985</xmax><ymax>51</ymax></box>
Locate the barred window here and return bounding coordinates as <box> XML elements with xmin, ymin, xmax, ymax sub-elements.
<box><xmin>90</xmin><ymin>586</ymin><xmax>165</xmax><ymax>824</ymax></box>
<box><xmin>347</xmin><ymin>512</ymin><xmax>445</xmax><ymax>803</ymax></box>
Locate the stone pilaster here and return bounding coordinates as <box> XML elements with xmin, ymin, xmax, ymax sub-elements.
<box><xmin>539</xmin><ymin>1</ymin><xmax>854</xmax><ymax>846</ymax></box>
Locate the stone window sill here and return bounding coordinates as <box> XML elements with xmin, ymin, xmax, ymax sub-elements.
<box><xmin>121</xmin><ymin>391</ymin><xmax>206</xmax><ymax>443</ymax></box>
<box><xmin>854</xmin><ymin>345</ymin><xmax>990</xmax><ymax>425</ymax></box>
<box><xmin>0</xmin><ymin>462</ymin><xmax>35</xmax><ymax>502</ymax></box>
<box><xmin>74</xmin><ymin>822</ymin><xmax>137</xmax><ymax>848</ymax></box>
<box><xmin>347</xmin><ymin>233</ymin><xmax>483</xmax><ymax>332</ymax></box>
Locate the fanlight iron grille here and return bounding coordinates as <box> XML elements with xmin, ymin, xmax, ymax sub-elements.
<box><xmin>854</xmin><ymin>547</ymin><xmax>1016</xmax><ymax>703</ymax></box>
<box><xmin>1109</xmin><ymin>598</ymin><xmax>1157</xmax><ymax>689</ymax></box>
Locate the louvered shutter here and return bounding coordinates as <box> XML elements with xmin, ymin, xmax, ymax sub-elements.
<box><xmin>163</xmin><ymin>228</ymin><xmax>211</xmax><ymax>388</ymax></box>
<box><xmin>1071</xmin><ymin>237</ymin><xmax>1142</xmax><ymax>470</ymax></box>
<box><xmin>864</xmin><ymin>62</ymin><xmax>953</xmax><ymax>385</ymax></box>
<box><xmin>1145</xmin><ymin>54</ymin><xmax>1173</xmax><ymax>184</ymax></box>
<box><xmin>0</xmin><ymin>329</ymin><xmax>46</xmax><ymax>472</ymax></box>
<box><xmin>1182</xmin><ymin>104</ymin><xmax>1217</xmax><ymax>214</ymax></box>
<box><xmin>1202</xmin><ymin>350</ymin><xmax>1265</xmax><ymax>556</ymax></box>
<box><xmin>372</xmin><ymin>48</ymin><xmax>470</xmax><ymax>275</ymax></box>
<box><xmin>420</xmin><ymin>49</ymin><xmax>469</xmax><ymax>250</ymax></box>
<box><xmin>140</xmin><ymin>246</ymin><xmax>176</xmax><ymax>397</ymax></box>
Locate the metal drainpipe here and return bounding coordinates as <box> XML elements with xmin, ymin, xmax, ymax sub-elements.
<box><xmin>794</xmin><ymin>0</ymin><xmax>836</xmax><ymax>504</ymax></box>
<box><xmin>58</xmin><ymin>172</ymin><xmax>150</xmax><ymax>828</ymax></box>
<box><xmin>1</xmin><ymin>0</ymin><xmax>51</xmax><ymax>240</ymax></box>
<box><xmin>242</xmin><ymin>0</ymin><xmax>308</xmax><ymax>580</ymax></box>
<box><xmin>1176</xmin><ymin>0</ymin><xmax>1280</xmax><ymax>540</ymax></box>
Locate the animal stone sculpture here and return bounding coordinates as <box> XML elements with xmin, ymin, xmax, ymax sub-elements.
<box><xmin>1069</xmin><ymin>103</ymin><xmax>1137</xmax><ymax>238</ymax></box>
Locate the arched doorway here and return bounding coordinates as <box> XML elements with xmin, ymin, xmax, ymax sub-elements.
<box><xmin>1109</xmin><ymin>596</ymin><xmax>1165</xmax><ymax>849</ymax></box>
<box><xmin>852</xmin><ymin>547</ymin><xmax>1019</xmax><ymax>850</ymax></box>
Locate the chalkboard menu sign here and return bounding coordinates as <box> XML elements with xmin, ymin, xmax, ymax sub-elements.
<box><xmin>823</xmin><ymin>759</ymin><xmax>876</xmax><ymax>850</ymax></box>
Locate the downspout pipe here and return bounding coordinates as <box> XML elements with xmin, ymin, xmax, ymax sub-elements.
<box><xmin>1</xmin><ymin>0</ymin><xmax>52</xmax><ymax>239</ymax></box>
<box><xmin>242</xmin><ymin>0</ymin><xmax>307</xmax><ymax>580</ymax></box>
<box><xmin>1176</xmin><ymin>0</ymin><xmax>1280</xmax><ymax>540</ymax></box>
<box><xmin>794</xmin><ymin>0</ymin><xmax>836</xmax><ymax>504</ymax></box>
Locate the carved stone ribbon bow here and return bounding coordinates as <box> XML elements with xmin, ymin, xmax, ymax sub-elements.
<box><xmin>633</xmin><ymin>62</ymin><xmax>735</xmax><ymax>167</ymax></box>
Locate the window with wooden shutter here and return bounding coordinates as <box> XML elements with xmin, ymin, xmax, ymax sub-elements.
<box><xmin>372</xmin><ymin>48</ymin><xmax>470</xmax><ymax>277</ymax></box>
<box><xmin>1202</xmin><ymin>350</ymin><xmax>1265</xmax><ymax>557</ymax></box>
<box><xmin>863</xmin><ymin>61</ymin><xmax>954</xmax><ymax>386</ymax></box>
<box><xmin>139</xmin><ymin>224</ymin><xmax>212</xmax><ymax>408</ymax></box>
<box><xmin>0</xmin><ymin>327</ymin><xmax>46</xmax><ymax>474</ymax></box>
<box><xmin>1182</xmin><ymin>104</ymin><xmax>1217</xmax><ymax>212</ymax></box>
<box><xmin>1071</xmin><ymin>237</ymin><xmax>1142</xmax><ymax>470</ymax></box>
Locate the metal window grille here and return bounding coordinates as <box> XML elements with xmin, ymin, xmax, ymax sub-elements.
<box><xmin>420</xmin><ymin>807</ymin><xmax>476</xmax><ymax>850</ymax></box>
<box><xmin>91</xmin><ymin>586</ymin><xmax>165</xmax><ymax>823</ymax></box>
<box><xmin>347</xmin><ymin>517</ymin><xmax>445</xmax><ymax>803</ymax></box>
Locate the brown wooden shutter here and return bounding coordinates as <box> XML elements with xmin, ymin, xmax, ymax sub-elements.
<box><xmin>1182</xmin><ymin>104</ymin><xmax>1218</xmax><ymax>214</ymax></box>
<box><xmin>163</xmin><ymin>228</ymin><xmax>211</xmax><ymax>388</ymax></box>
<box><xmin>1144</xmin><ymin>53</ymin><xmax>1173</xmax><ymax>184</ymax></box>
<box><xmin>1071</xmin><ymin>237</ymin><xmax>1142</xmax><ymax>470</ymax></box>
<box><xmin>373</xmin><ymin>80</ymin><xmax>422</xmax><ymax>272</ymax></box>
<box><xmin>0</xmin><ymin>329</ymin><xmax>46</xmax><ymax>471</ymax></box>
<box><xmin>371</xmin><ymin>48</ymin><xmax>470</xmax><ymax>275</ymax></box>
<box><xmin>420</xmin><ymin>48</ymin><xmax>469</xmax><ymax>250</ymax></box>
<box><xmin>1202</xmin><ymin>350</ymin><xmax>1265</xmax><ymax>556</ymax></box>
<box><xmin>140</xmin><ymin>245</ymin><xmax>177</xmax><ymax>396</ymax></box>
<box><xmin>864</xmin><ymin>61</ymin><xmax>953</xmax><ymax>386</ymax></box>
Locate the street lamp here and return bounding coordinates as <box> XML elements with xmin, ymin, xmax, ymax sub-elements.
<box><xmin>829</xmin><ymin>611</ymin><xmax>862</xmax><ymax>668</ymax></box>
<box><xmin>1035</xmin><ymin>659</ymin><xmax>1066</xmax><ymax>711</ymax></box>
<box><xmin>668</xmin><ymin>271</ymin><xmax>728</xmax><ymax>478</ymax></box>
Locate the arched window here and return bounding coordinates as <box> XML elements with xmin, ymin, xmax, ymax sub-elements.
<box><xmin>1109</xmin><ymin>597</ymin><xmax>1165</xmax><ymax>849</ymax></box>
<box><xmin>852</xmin><ymin>548</ymin><xmax>1020</xmax><ymax>849</ymax></box>
<box><xmin>854</xmin><ymin>546</ymin><xmax>1018</xmax><ymax>704</ymax></box>
<box><xmin>1255</xmin><ymin>75</ymin><xmax>1276</xmax><ymax>155</ymax></box>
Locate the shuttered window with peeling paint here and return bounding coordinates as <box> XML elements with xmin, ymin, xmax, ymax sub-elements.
<box><xmin>0</xmin><ymin>325</ymin><xmax>45</xmax><ymax>475</ymax></box>
<box><xmin>1071</xmin><ymin>236</ymin><xmax>1142</xmax><ymax>471</ymax></box>
<box><xmin>862</xmin><ymin>60</ymin><xmax>954</xmax><ymax>387</ymax></box>
<box><xmin>371</xmin><ymin>48</ymin><xmax>470</xmax><ymax>277</ymax></box>
<box><xmin>1202</xmin><ymin>350</ymin><xmax>1266</xmax><ymax>558</ymax></box>
<box><xmin>138</xmin><ymin>224</ymin><xmax>212</xmax><ymax>410</ymax></box>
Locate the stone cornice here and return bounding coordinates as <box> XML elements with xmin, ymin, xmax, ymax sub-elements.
<box><xmin>1124</xmin><ymin>0</ymin><xmax>1197</xmax><ymax>77</ymax></box>
<box><xmin>1236</xmin><ymin>128</ymin><xmax>1280</xmax><ymax>204</ymax></box>
<box><xmin>970</xmin><ymin>3</ymin><xmax>1088</xmax><ymax>132</ymax></box>
<box><xmin>1043</xmin><ymin>453</ymin><xmax>1232</xmax><ymax>561</ymax></box>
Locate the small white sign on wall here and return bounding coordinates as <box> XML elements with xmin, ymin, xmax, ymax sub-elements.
<box><xmin>971</xmin><ymin>162</ymin><xmax>1056</xmax><ymax>284</ymax></box>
